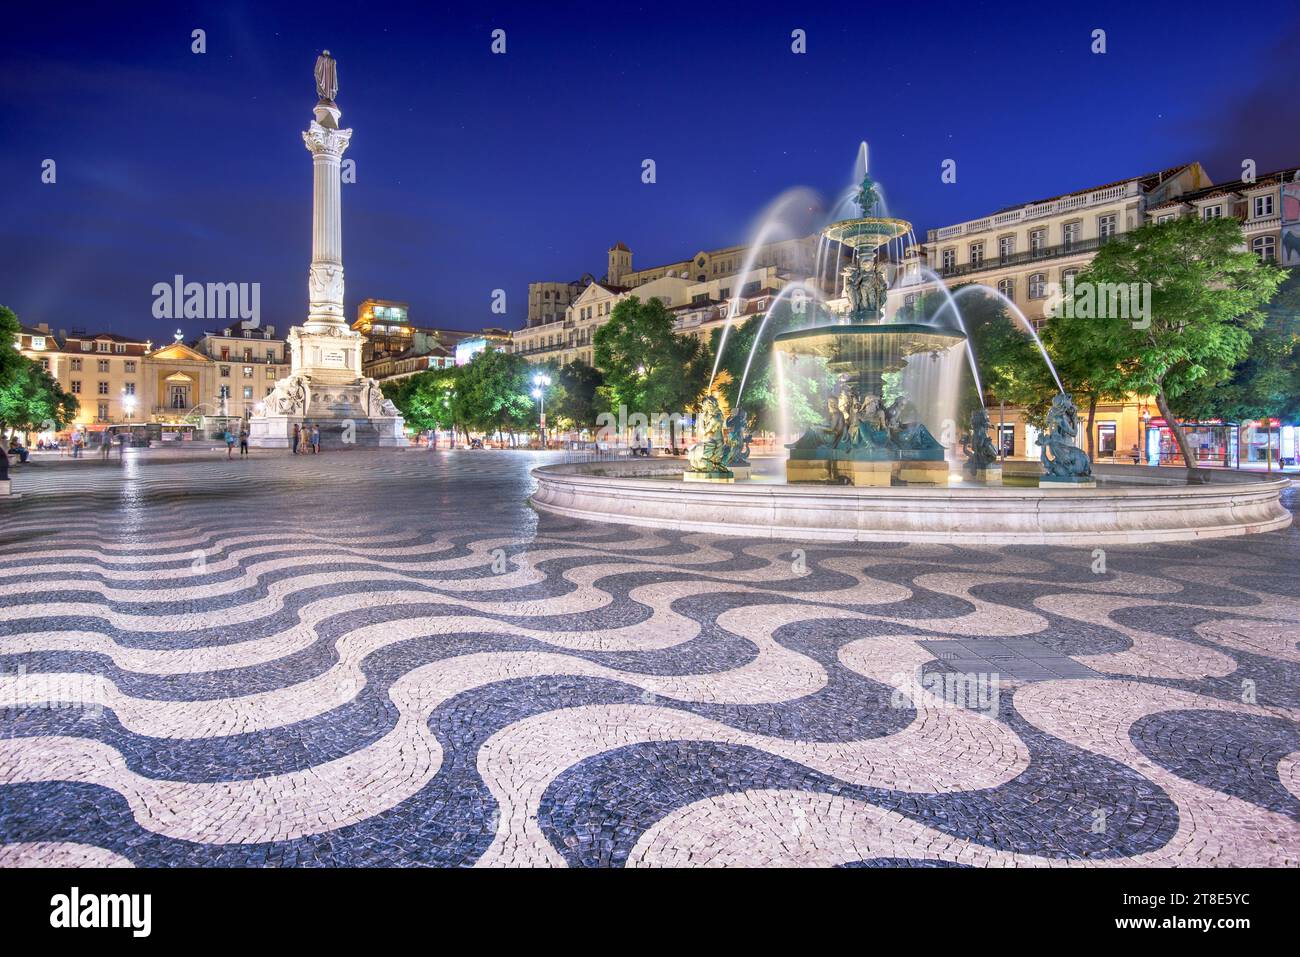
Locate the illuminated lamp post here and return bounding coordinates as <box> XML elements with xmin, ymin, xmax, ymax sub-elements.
<box><xmin>532</xmin><ymin>372</ymin><xmax>551</xmax><ymax>448</ymax></box>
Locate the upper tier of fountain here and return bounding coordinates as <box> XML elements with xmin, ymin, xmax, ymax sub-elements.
<box><xmin>820</xmin><ymin>216</ymin><xmax>911</xmax><ymax>254</ymax></box>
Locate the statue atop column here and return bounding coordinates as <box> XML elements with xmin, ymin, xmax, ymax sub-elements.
<box><xmin>315</xmin><ymin>50</ymin><xmax>338</xmax><ymax>103</ymax></box>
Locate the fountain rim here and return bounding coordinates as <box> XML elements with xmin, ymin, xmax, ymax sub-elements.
<box><xmin>820</xmin><ymin>216</ymin><xmax>912</xmax><ymax>250</ymax></box>
<box><xmin>772</xmin><ymin>322</ymin><xmax>967</xmax><ymax>348</ymax></box>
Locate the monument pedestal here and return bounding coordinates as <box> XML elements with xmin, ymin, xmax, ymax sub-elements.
<box><xmin>968</xmin><ymin>466</ymin><xmax>1003</xmax><ymax>484</ymax></box>
<box><xmin>787</xmin><ymin>457</ymin><xmax>893</xmax><ymax>486</ymax></box>
<box><xmin>250</xmin><ymin>320</ymin><xmax>406</xmax><ymax>448</ymax></box>
<box><xmin>896</xmin><ymin>459</ymin><xmax>951</xmax><ymax>485</ymax></box>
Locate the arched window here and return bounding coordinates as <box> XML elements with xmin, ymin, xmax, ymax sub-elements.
<box><xmin>1252</xmin><ymin>235</ymin><xmax>1276</xmax><ymax>261</ymax></box>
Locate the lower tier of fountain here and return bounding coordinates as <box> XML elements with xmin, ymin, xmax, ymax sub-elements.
<box><xmin>530</xmin><ymin>459</ymin><xmax>1292</xmax><ymax>545</ymax></box>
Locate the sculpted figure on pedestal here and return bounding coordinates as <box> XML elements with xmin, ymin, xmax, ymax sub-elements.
<box><xmin>270</xmin><ymin>375</ymin><xmax>310</xmax><ymax>416</ymax></box>
<box><xmin>315</xmin><ymin>50</ymin><xmax>338</xmax><ymax>102</ymax></box>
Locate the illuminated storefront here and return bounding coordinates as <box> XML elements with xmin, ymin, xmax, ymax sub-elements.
<box><xmin>1144</xmin><ymin>418</ymin><xmax>1237</xmax><ymax>468</ymax></box>
<box><xmin>1239</xmin><ymin>419</ymin><xmax>1296</xmax><ymax>468</ymax></box>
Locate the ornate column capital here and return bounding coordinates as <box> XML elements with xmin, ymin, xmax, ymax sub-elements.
<box><xmin>303</xmin><ymin>121</ymin><xmax>352</xmax><ymax>158</ymax></box>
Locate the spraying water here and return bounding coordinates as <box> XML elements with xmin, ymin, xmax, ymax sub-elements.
<box><xmin>951</xmin><ymin>284</ymin><xmax>1065</xmax><ymax>394</ymax></box>
<box><xmin>709</xmin><ymin>188</ymin><xmax>820</xmax><ymax>386</ymax></box>
<box><xmin>914</xmin><ymin>268</ymin><xmax>986</xmax><ymax>404</ymax></box>
<box><xmin>736</xmin><ymin>281</ymin><xmax>827</xmax><ymax>399</ymax></box>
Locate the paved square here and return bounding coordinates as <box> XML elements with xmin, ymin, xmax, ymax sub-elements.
<box><xmin>1</xmin><ymin>450</ymin><xmax>1298</xmax><ymax>867</ymax></box>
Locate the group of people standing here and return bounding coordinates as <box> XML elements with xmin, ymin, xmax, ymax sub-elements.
<box><xmin>291</xmin><ymin>423</ymin><xmax>322</xmax><ymax>455</ymax></box>
<box><xmin>222</xmin><ymin>427</ymin><xmax>251</xmax><ymax>459</ymax></box>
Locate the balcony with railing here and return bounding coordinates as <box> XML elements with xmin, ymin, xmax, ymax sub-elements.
<box><xmin>927</xmin><ymin>182</ymin><xmax>1140</xmax><ymax>242</ymax></box>
<box><xmin>932</xmin><ymin>235</ymin><xmax>1114</xmax><ymax>280</ymax></box>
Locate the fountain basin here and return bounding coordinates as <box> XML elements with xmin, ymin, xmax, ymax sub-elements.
<box><xmin>530</xmin><ymin>460</ymin><xmax>1292</xmax><ymax>545</ymax></box>
<box><xmin>820</xmin><ymin>216</ymin><xmax>911</xmax><ymax>251</ymax></box>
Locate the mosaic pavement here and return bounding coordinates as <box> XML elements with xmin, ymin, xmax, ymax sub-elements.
<box><xmin>1</xmin><ymin>449</ymin><xmax>1298</xmax><ymax>867</ymax></box>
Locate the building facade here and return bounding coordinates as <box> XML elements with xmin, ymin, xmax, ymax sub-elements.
<box><xmin>896</xmin><ymin>163</ymin><xmax>1220</xmax><ymax>461</ymax></box>
<box><xmin>514</xmin><ymin>230</ymin><xmax>818</xmax><ymax>369</ymax></box>
<box><xmin>17</xmin><ymin>325</ymin><xmax>152</xmax><ymax>426</ymax></box>
<box><xmin>914</xmin><ymin>163</ymin><xmax>1209</xmax><ymax>326</ymax></box>
<box><xmin>13</xmin><ymin>322</ymin><xmax>288</xmax><ymax>432</ymax></box>
<box><xmin>191</xmin><ymin>323</ymin><xmax>290</xmax><ymax>420</ymax></box>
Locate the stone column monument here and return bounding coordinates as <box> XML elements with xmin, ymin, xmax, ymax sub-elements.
<box><xmin>249</xmin><ymin>50</ymin><xmax>406</xmax><ymax>449</ymax></box>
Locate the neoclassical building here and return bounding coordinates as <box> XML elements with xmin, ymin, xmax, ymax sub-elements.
<box><xmin>13</xmin><ymin>321</ymin><xmax>289</xmax><ymax>432</ymax></box>
<box><xmin>892</xmin><ymin>161</ymin><xmax>1294</xmax><ymax>464</ymax></box>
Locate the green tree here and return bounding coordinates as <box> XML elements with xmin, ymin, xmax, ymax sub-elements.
<box><xmin>594</xmin><ymin>296</ymin><xmax>709</xmax><ymax>449</ymax></box>
<box><xmin>551</xmin><ymin>359</ymin><xmax>604</xmax><ymax>431</ymax></box>
<box><xmin>1079</xmin><ymin>217</ymin><xmax>1285</xmax><ymax>476</ymax></box>
<box><xmin>382</xmin><ymin>366</ymin><xmax>462</xmax><ymax>433</ymax></box>
<box><xmin>1179</xmin><ymin>268</ymin><xmax>1300</xmax><ymax>428</ymax></box>
<box><xmin>452</xmin><ymin>348</ymin><xmax>535</xmax><ymax>444</ymax></box>
<box><xmin>0</xmin><ymin>305</ymin><xmax>79</xmax><ymax>437</ymax></box>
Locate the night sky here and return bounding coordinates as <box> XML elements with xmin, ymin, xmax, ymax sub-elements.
<box><xmin>3</xmin><ymin>0</ymin><xmax>1299</xmax><ymax>343</ymax></box>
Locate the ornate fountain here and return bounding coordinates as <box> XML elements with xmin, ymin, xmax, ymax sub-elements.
<box><xmin>779</xmin><ymin>175</ymin><xmax>964</xmax><ymax>486</ymax></box>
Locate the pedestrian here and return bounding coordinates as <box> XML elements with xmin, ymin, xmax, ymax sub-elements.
<box><xmin>310</xmin><ymin>424</ymin><xmax>321</xmax><ymax>454</ymax></box>
<box><xmin>239</xmin><ymin>427</ymin><xmax>249</xmax><ymax>457</ymax></box>
<box><xmin>71</xmin><ymin>430</ymin><xmax>82</xmax><ymax>459</ymax></box>
<box><xmin>100</xmin><ymin>432</ymin><xmax>111</xmax><ymax>460</ymax></box>
<box><xmin>224</xmin><ymin>429</ymin><xmax>236</xmax><ymax>459</ymax></box>
<box><xmin>291</xmin><ymin>424</ymin><xmax>301</xmax><ymax>455</ymax></box>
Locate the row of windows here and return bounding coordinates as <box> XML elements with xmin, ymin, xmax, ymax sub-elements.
<box><xmin>940</xmin><ymin>215</ymin><xmax>1116</xmax><ymax>269</ymax></box>
<box><xmin>77</xmin><ymin>340</ymin><xmax>133</xmax><ymax>353</ymax></box>
<box><xmin>216</xmin><ymin>386</ymin><xmax>267</xmax><ymax>400</ymax></box>
<box><xmin>70</xmin><ymin>381</ymin><xmax>136</xmax><ymax>396</ymax></box>
<box><xmin>217</xmin><ymin>348</ymin><xmax>279</xmax><ymax>362</ymax></box>
<box><xmin>61</xmin><ymin>358</ymin><xmax>137</xmax><ymax>372</ymax></box>
<box><xmin>218</xmin><ymin>365</ymin><xmax>283</xmax><ymax>378</ymax></box>
<box><xmin>1196</xmin><ymin>195</ymin><xmax>1275</xmax><ymax>221</ymax></box>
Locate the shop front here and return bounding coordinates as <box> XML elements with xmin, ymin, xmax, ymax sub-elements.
<box><xmin>1143</xmin><ymin>418</ymin><xmax>1236</xmax><ymax>468</ymax></box>
<box><xmin>1238</xmin><ymin>418</ymin><xmax>1296</xmax><ymax>469</ymax></box>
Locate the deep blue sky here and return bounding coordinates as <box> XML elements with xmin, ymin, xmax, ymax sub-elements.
<box><xmin>2</xmin><ymin>0</ymin><xmax>1298</xmax><ymax>342</ymax></box>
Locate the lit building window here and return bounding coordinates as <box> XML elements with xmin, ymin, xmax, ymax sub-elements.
<box><xmin>997</xmin><ymin>278</ymin><xmax>1015</xmax><ymax>300</ymax></box>
<box><xmin>1253</xmin><ymin>195</ymin><xmax>1274</xmax><ymax>218</ymax></box>
<box><xmin>1202</xmin><ymin>205</ymin><xmax>1222</xmax><ymax>220</ymax></box>
<box><xmin>1029</xmin><ymin>273</ymin><xmax>1047</xmax><ymax>299</ymax></box>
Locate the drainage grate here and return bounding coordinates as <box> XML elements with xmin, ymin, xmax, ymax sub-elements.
<box><xmin>916</xmin><ymin>638</ymin><xmax>1102</xmax><ymax>681</ymax></box>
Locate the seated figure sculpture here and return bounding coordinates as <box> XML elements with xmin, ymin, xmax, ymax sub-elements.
<box><xmin>962</xmin><ymin>407</ymin><xmax>1000</xmax><ymax>477</ymax></box>
<box><xmin>1040</xmin><ymin>392</ymin><xmax>1092</xmax><ymax>478</ymax></box>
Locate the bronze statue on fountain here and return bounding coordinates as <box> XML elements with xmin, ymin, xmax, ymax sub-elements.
<box><xmin>962</xmin><ymin>407</ymin><xmax>1003</xmax><ymax>483</ymax></box>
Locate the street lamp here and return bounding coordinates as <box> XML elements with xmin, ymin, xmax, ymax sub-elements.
<box><xmin>532</xmin><ymin>372</ymin><xmax>551</xmax><ymax>448</ymax></box>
